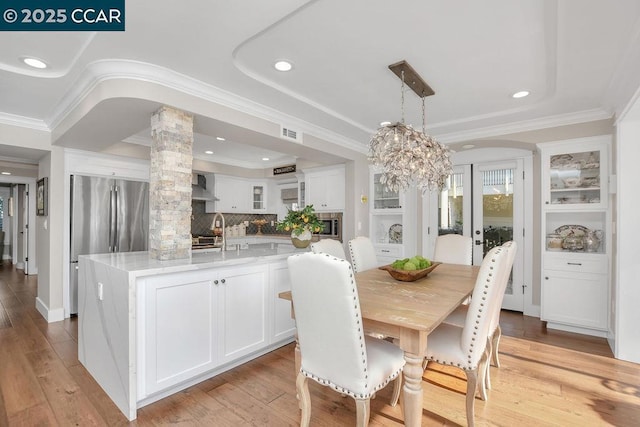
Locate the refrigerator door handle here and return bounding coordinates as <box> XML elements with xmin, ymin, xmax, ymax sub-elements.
<box><xmin>109</xmin><ymin>186</ymin><xmax>115</xmax><ymax>252</ymax></box>
<box><xmin>114</xmin><ymin>185</ymin><xmax>119</xmax><ymax>252</ymax></box>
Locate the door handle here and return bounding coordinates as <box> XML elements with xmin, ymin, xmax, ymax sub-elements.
<box><xmin>475</xmin><ymin>240</ymin><xmax>484</xmax><ymax>245</ymax></box>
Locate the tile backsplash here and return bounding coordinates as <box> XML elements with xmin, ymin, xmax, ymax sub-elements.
<box><xmin>191</xmin><ymin>200</ymin><xmax>284</xmax><ymax>236</ymax></box>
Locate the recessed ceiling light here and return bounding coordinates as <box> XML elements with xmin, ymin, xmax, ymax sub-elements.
<box><xmin>380</xmin><ymin>121</ymin><xmax>392</xmax><ymax>127</ymax></box>
<box><xmin>512</xmin><ymin>90</ymin><xmax>530</xmax><ymax>99</ymax></box>
<box><xmin>462</xmin><ymin>144</ymin><xmax>475</xmax><ymax>150</ymax></box>
<box><xmin>262</xmin><ymin>157</ymin><xmax>270</xmax><ymax>161</ymax></box>
<box><xmin>22</xmin><ymin>57</ymin><xmax>47</xmax><ymax>69</ymax></box>
<box><xmin>205</xmin><ymin>150</ymin><xmax>213</xmax><ymax>155</ymax></box>
<box><xmin>274</xmin><ymin>60</ymin><xmax>293</xmax><ymax>72</ymax></box>
<box><xmin>216</xmin><ymin>136</ymin><xmax>226</xmax><ymax>141</ymax></box>
<box><xmin>1</xmin><ymin>171</ymin><xmax>11</xmax><ymax>175</ymax></box>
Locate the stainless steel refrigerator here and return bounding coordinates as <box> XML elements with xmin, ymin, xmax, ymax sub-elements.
<box><xmin>69</xmin><ymin>175</ymin><xmax>149</xmax><ymax>314</ymax></box>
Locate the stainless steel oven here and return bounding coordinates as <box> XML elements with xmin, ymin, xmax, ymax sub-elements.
<box><xmin>317</xmin><ymin>212</ymin><xmax>343</xmax><ymax>242</ymax></box>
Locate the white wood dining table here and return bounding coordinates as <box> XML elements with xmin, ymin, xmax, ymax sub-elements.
<box><xmin>280</xmin><ymin>262</ymin><xmax>479</xmax><ymax>426</ymax></box>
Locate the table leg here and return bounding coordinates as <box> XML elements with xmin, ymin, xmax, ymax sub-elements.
<box><xmin>402</xmin><ymin>352</ymin><xmax>424</xmax><ymax>427</ymax></box>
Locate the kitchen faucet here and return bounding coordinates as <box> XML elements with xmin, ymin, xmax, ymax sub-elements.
<box><xmin>212</xmin><ymin>211</ymin><xmax>226</xmax><ymax>251</ymax></box>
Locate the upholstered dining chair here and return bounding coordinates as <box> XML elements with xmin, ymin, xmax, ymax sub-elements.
<box><xmin>433</xmin><ymin>234</ymin><xmax>473</xmax><ymax>265</ymax></box>
<box><xmin>348</xmin><ymin>236</ymin><xmax>378</xmax><ymax>273</ymax></box>
<box><xmin>310</xmin><ymin>238</ymin><xmax>347</xmax><ymax>259</ymax></box>
<box><xmin>287</xmin><ymin>252</ymin><xmax>405</xmax><ymax>427</ymax></box>
<box><xmin>423</xmin><ymin>243</ymin><xmax>512</xmax><ymax>427</ymax></box>
<box><xmin>442</xmin><ymin>241</ymin><xmax>517</xmax><ymax>391</ymax></box>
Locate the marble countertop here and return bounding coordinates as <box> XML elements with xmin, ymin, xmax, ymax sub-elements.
<box><xmin>226</xmin><ymin>234</ymin><xmax>290</xmax><ymax>240</ymax></box>
<box><xmin>80</xmin><ymin>242</ymin><xmax>307</xmax><ymax>278</ymax></box>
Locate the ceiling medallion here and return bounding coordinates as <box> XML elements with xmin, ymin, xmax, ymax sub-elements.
<box><xmin>369</xmin><ymin>60</ymin><xmax>452</xmax><ymax>193</ymax></box>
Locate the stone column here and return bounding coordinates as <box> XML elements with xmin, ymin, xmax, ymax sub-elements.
<box><xmin>149</xmin><ymin>106</ymin><xmax>193</xmax><ymax>260</ymax></box>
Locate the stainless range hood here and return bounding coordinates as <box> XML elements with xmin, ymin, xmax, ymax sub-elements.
<box><xmin>192</xmin><ymin>173</ymin><xmax>218</xmax><ymax>201</ymax></box>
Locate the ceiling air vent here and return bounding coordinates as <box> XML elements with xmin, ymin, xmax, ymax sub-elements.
<box><xmin>280</xmin><ymin>125</ymin><xmax>303</xmax><ymax>143</ymax></box>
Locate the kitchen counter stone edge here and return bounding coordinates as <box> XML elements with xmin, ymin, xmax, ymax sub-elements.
<box><xmin>79</xmin><ymin>242</ymin><xmax>308</xmax><ymax>278</ymax></box>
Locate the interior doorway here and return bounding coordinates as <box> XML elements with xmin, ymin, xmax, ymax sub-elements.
<box><xmin>0</xmin><ymin>178</ymin><xmax>37</xmax><ymax>276</ymax></box>
<box><xmin>423</xmin><ymin>149</ymin><xmax>532</xmax><ymax>313</ymax></box>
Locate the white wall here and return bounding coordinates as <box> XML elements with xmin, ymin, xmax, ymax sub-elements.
<box><xmin>37</xmin><ymin>155</ymin><xmax>52</xmax><ymax>311</ymax></box>
<box><xmin>33</xmin><ymin>147</ymin><xmax>68</xmax><ymax>322</ymax></box>
<box><xmin>615</xmin><ymin>97</ymin><xmax>640</xmax><ymax>363</ymax></box>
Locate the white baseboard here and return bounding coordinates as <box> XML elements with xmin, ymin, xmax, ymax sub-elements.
<box><xmin>546</xmin><ymin>321</ymin><xmax>608</xmax><ymax>338</ymax></box>
<box><xmin>16</xmin><ymin>262</ymin><xmax>24</xmax><ymax>270</ymax></box>
<box><xmin>35</xmin><ymin>297</ymin><xmax>65</xmax><ymax>323</ymax></box>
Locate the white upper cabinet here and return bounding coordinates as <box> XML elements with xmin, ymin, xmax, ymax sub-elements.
<box><xmin>215</xmin><ymin>175</ymin><xmax>251</xmax><ymax>212</ymax></box>
<box><xmin>304</xmin><ymin>165</ymin><xmax>345</xmax><ymax>211</ymax></box>
<box><xmin>541</xmin><ymin>137</ymin><xmax>609</xmax><ymax>210</ymax></box>
<box><xmin>214</xmin><ymin>175</ymin><xmax>272</xmax><ymax>213</ymax></box>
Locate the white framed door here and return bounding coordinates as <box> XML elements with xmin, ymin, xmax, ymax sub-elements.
<box><xmin>472</xmin><ymin>160</ymin><xmax>524</xmax><ymax>311</ymax></box>
<box><xmin>423</xmin><ymin>165</ymin><xmax>471</xmax><ymax>258</ymax></box>
<box><xmin>424</xmin><ymin>153</ymin><xmax>530</xmax><ymax>313</ymax></box>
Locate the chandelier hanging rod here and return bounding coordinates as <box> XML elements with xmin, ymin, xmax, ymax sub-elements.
<box><xmin>388</xmin><ymin>60</ymin><xmax>435</xmax><ymax>98</ymax></box>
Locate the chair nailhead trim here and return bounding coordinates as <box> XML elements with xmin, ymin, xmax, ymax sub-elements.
<box><xmin>301</xmin><ymin>367</ymin><xmax>403</xmax><ymax>400</ymax></box>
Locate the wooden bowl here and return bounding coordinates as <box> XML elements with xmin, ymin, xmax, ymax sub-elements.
<box><xmin>378</xmin><ymin>262</ymin><xmax>441</xmax><ymax>282</ymax></box>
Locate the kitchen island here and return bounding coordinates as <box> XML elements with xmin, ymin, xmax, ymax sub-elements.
<box><xmin>78</xmin><ymin>243</ymin><xmax>303</xmax><ymax>420</ymax></box>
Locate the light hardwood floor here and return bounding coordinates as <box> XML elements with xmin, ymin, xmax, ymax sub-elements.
<box><xmin>1</xmin><ymin>261</ymin><xmax>638</xmax><ymax>426</ymax></box>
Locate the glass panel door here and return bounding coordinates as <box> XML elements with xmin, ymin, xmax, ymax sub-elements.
<box><xmin>424</xmin><ymin>165</ymin><xmax>471</xmax><ymax>258</ymax></box>
<box><xmin>473</xmin><ymin>160</ymin><xmax>524</xmax><ymax>311</ymax></box>
<box><xmin>438</xmin><ymin>169</ymin><xmax>465</xmax><ymax>235</ymax></box>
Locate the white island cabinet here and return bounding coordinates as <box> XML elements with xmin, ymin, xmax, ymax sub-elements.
<box><xmin>78</xmin><ymin>244</ymin><xmax>301</xmax><ymax>421</ymax></box>
<box><xmin>136</xmin><ymin>264</ymin><xmax>269</xmax><ymax>398</ymax></box>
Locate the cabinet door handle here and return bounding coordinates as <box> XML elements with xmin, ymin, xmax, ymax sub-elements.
<box><xmin>567</xmin><ymin>262</ymin><xmax>582</xmax><ymax>266</ymax></box>
<box><xmin>221</xmin><ymin>278</ymin><xmax>226</xmax><ymax>284</ymax></box>
<box><xmin>213</xmin><ymin>280</ymin><xmax>219</xmax><ymax>285</ymax></box>
<box><xmin>381</xmin><ymin>249</ymin><xmax>390</xmax><ymax>253</ymax></box>
<box><xmin>545</xmin><ymin>277</ymin><xmax>549</xmax><ymax>280</ymax></box>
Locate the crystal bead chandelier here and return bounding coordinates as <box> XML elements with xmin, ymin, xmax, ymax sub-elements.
<box><xmin>369</xmin><ymin>60</ymin><xmax>453</xmax><ymax>193</ymax></box>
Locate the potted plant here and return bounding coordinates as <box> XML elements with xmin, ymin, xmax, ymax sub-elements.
<box><xmin>276</xmin><ymin>204</ymin><xmax>324</xmax><ymax>248</ymax></box>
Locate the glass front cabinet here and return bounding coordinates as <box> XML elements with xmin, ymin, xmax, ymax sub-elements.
<box><xmin>369</xmin><ymin>168</ymin><xmax>417</xmax><ymax>266</ymax></box>
<box><xmin>538</xmin><ymin>135</ymin><xmax>611</xmax><ymax>337</ymax></box>
<box><xmin>371</xmin><ymin>172</ymin><xmax>402</xmax><ymax>211</ymax></box>
<box><xmin>542</xmin><ymin>140</ymin><xmax>608</xmax><ymax>210</ymax></box>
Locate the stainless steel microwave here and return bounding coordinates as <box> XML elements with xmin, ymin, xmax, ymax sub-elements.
<box><xmin>317</xmin><ymin>212</ymin><xmax>343</xmax><ymax>242</ymax></box>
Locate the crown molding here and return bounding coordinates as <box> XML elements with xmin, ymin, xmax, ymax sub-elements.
<box><xmin>121</xmin><ymin>135</ymin><xmax>150</xmax><ymax>147</ymax></box>
<box><xmin>192</xmin><ymin>152</ymin><xmax>297</xmax><ymax>170</ymax></box>
<box><xmin>0</xmin><ymin>155</ymin><xmax>40</xmax><ymax>165</ymax></box>
<box><xmin>122</xmin><ymin>134</ymin><xmax>298</xmax><ymax>169</ymax></box>
<box><xmin>436</xmin><ymin>108</ymin><xmax>613</xmax><ymax>144</ymax></box>
<box><xmin>49</xmin><ymin>59</ymin><xmax>368</xmax><ymax>155</ymax></box>
<box><xmin>0</xmin><ymin>112</ymin><xmax>49</xmax><ymax>131</ymax></box>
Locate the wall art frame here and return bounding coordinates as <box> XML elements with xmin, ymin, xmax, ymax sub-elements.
<box><xmin>36</xmin><ymin>177</ymin><xmax>48</xmax><ymax>216</ymax></box>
